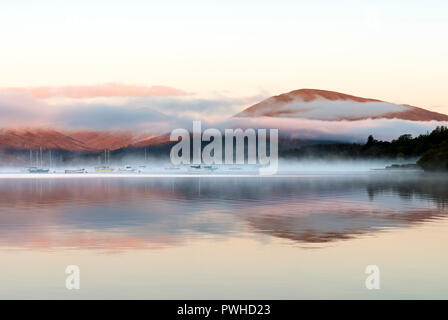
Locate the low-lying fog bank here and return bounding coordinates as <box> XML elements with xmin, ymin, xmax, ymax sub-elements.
<box><xmin>0</xmin><ymin>157</ymin><xmax>419</xmax><ymax>175</ymax></box>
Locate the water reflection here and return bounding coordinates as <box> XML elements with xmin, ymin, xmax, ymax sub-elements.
<box><xmin>0</xmin><ymin>173</ymin><xmax>447</xmax><ymax>250</ymax></box>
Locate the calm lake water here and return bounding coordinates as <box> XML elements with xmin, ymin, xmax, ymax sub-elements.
<box><xmin>0</xmin><ymin>172</ymin><xmax>447</xmax><ymax>299</ymax></box>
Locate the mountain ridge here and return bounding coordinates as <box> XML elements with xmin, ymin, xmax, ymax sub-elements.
<box><xmin>0</xmin><ymin>89</ymin><xmax>447</xmax><ymax>152</ymax></box>
<box><xmin>236</xmin><ymin>89</ymin><xmax>448</xmax><ymax>121</ymax></box>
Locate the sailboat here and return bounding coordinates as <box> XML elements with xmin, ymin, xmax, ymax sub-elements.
<box><xmin>118</xmin><ymin>164</ymin><xmax>136</xmax><ymax>173</ymax></box>
<box><xmin>28</xmin><ymin>167</ymin><xmax>50</xmax><ymax>174</ymax></box>
<box><xmin>28</xmin><ymin>147</ymin><xmax>50</xmax><ymax>173</ymax></box>
<box><xmin>138</xmin><ymin>147</ymin><xmax>149</xmax><ymax>169</ymax></box>
<box><xmin>95</xmin><ymin>149</ymin><xmax>114</xmax><ymax>173</ymax></box>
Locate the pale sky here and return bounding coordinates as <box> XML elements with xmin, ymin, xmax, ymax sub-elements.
<box><xmin>1</xmin><ymin>0</ymin><xmax>447</xmax><ymax>113</ymax></box>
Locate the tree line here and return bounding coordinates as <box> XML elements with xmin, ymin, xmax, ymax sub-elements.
<box><xmin>282</xmin><ymin>126</ymin><xmax>448</xmax><ymax>171</ymax></box>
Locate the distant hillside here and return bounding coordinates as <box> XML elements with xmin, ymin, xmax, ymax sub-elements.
<box><xmin>236</xmin><ymin>89</ymin><xmax>448</xmax><ymax>121</ymax></box>
<box><xmin>0</xmin><ymin>129</ymin><xmax>161</xmax><ymax>152</ymax></box>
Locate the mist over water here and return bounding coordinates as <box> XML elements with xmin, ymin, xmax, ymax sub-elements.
<box><xmin>0</xmin><ymin>157</ymin><xmax>411</xmax><ymax>175</ymax></box>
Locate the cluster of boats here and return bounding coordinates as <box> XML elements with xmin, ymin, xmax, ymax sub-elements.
<box><xmin>24</xmin><ymin>147</ymin><xmax>241</xmax><ymax>175</ymax></box>
<box><xmin>26</xmin><ymin>166</ymin><xmax>133</xmax><ymax>174</ymax></box>
<box><xmin>25</xmin><ymin>164</ymin><xmax>235</xmax><ymax>174</ymax></box>
<box><xmin>92</xmin><ymin>164</ymin><xmax>142</xmax><ymax>173</ymax></box>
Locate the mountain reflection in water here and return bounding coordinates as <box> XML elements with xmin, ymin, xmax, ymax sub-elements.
<box><xmin>0</xmin><ymin>173</ymin><xmax>447</xmax><ymax>251</ymax></box>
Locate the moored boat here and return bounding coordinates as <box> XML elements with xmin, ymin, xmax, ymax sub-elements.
<box><xmin>118</xmin><ymin>165</ymin><xmax>136</xmax><ymax>173</ymax></box>
<box><xmin>95</xmin><ymin>166</ymin><xmax>114</xmax><ymax>173</ymax></box>
<box><xmin>65</xmin><ymin>169</ymin><xmax>86</xmax><ymax>174</ymax></box>
<box><xmin>95</xmin><ymin>149</ymin><xmax>114</xmax><ymax>172</ymax></box>
<box><xmin>28</xmin><ymin>166</ymin><xmax>50</xmax><ymax>174</ymax></box>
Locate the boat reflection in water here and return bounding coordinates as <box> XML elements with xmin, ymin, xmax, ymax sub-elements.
<box><xmin>0</xmin><ymin>173</ymin><xmax>447</xmax><ymax>249</ymax></box>
<box><xmin>0</xmin><ymin>172</ymin><xmax>447</xmax><ymax>299</ymax></box>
